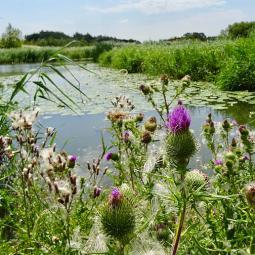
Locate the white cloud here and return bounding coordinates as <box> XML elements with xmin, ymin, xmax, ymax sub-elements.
<box><xmin>120</xmin><ymin>18</ymin><xmax>129</xmax><ymax>23</ymax></box>
<box><xmin>84</xmin><ymin>0</ymin><xmax>226</xmax><ymax>14</ymax></box>
<box><xmin>95</xmin><ymin>9</ymin><xmax>245</xmax><ymax>41</ymax></box>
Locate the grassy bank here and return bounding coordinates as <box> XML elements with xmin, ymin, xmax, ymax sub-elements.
<box><xmin>0</xmin><ymin>43</ymin><xmax>113</xmax><ymax>64</ymax></box>
<box><xmin>99</xmin><ymin>38</ymin><xmax>255</xmax><ymax>91</ymax></box>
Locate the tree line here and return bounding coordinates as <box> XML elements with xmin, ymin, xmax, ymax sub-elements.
<box><xmin>0</xmin><ymin>21</ymin><xmax>254</xmax><ymax>48</ymax></box>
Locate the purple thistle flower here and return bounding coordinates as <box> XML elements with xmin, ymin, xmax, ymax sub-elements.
<box><xmin>68</xmin><ymin>155</ymin><xmax>77</xmax><ymax>168</ymax></box>
<box><xmin>93</xmin><ymin>186</ymin><xmax>102</xmax><ymax>198</ymax></box>
<box><xmin>243</xmin><ymin>155</ymin><xmax>250</xmax><ymax>161</ymax></box>
<box><xmin>123</xmin><ymin>131</ymin><xmax>130</xmax><ymax>142</ymax></box>
<box><xmin>69</xmin><ymin>155</ymin><xmax>77</xmax><ymax>162</ymax></box>
<box><xmin>166</xmin><ymin>104</ymin><xmax>191</xmax><ymax>133</ymax></box>
<box><xmin>109</xmin><ymin>187</ymin><xmax>122</xmax><ymax>207</ymax></box>
<box><xmin>105</xmin><ymin>152</ymin><xmax>113</xmax><ymax>161</ymax></box>
<box><xmin>215</xmin><ymin>159</ymin><xmax>223</xmax><ymax>166</ymax></box>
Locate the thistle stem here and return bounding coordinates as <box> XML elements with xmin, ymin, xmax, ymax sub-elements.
<box><xmin>171</xmin><ymin>201</ymin><xmax>186</xmax><ymax>255</ymax></box>
<box><xmin>172</xmin><ymin>171</ymin><xmax>187</xmax><ymax>255</ymax></box>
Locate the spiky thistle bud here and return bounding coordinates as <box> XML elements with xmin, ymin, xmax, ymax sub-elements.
<box><xmin>93</xmin><ymin>186</ymin><xmax>102</xmax><ymax>198</ymax></box>
<box><xmin>105</xmin><ymin>152</ymin><xmax>119</xmax><ymax>161</ymax></box>
<box><xmin>184</xmin><ymin>169</ymin><xmax>208</xmax><ymax>192</ymax></box>
<box><xmin>141</xmin><ymin>130</ymin><xmax>152</xmax><ymax>144</ymax></box>
<box><xmin>144</xmin><ymin>116</ymin><xmax>157</xmax><ymax>132</ymax></box>
<box><xmin>67</xmin><ymin>155</ymin><xmax>77</xmax><ymax>168</ymax></box>
<box><xmin>101</xmin><ymin>187</ymin><xmax>135</xmax><ymax>243</ymax></box>
<box><xmin>225</xmin><ymin>151</ymin><xmax>236</xmax><ymax>162</ymax></box>
<box><xmin>239</xmin><ymin>125</ymin><xmax>249</xmax><ymax>138</ymax></box>
<box><xmin>160</xmin><ymin>74</ymin><xmax>169</xmax><ymax>85</ymax></box>
<box><xmin>135</xmin><ymin>113</ymin><xmax>144</xmax><ymax>122</ymax></box>
<box><xmin>231</xmin><ymin>138</ymin><xmax>237</xmax><ymax>148</ymax></box>
<box><xmin>222</xmin><ymin>119</ymin><xmax>231</xmax><ymax>132</ymax></box>
<box><xmin>139</xmin><ymin>84</ymin><xmax>151</xmax><ymax>95</ymax></box>
<box><xmin>244</xmin><ymin>182</ymin><xmax>255</xmax><ymax>207</ymax></box>
<box><xmin>166</xmin><ymin>131</ymin><xmax>197</xmax><ymax>166</ymax></box>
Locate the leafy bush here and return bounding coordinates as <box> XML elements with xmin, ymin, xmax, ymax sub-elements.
<box><xmin>217</xmin><ymin>38</ymin><xmax>255</xmax><ymax>91</ymax></box>
<box><xmin>0</xmin><ymin>23</ymin><xmax>22</xmax><ymax>49</ymax></box>
<box><xmin>223</xmin><ymin>21</ymin><xmax>255</xmax><ymax>39</ymax></box>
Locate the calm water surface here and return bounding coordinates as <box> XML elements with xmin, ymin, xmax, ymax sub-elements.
<box><xmin>1</xmin><ymin>63</ymin><xmax>255</xmax><ymax>174</ymax></box>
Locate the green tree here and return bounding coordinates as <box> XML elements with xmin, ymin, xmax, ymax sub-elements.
<box><xmin>1</xmin><ymin>23</ymin><xmax>22</xmax><ymax>48</ymax></box>
<box><xmin>222</xmin><ymin>21</ymin><xmax>255</xmax><ymax>39</ymax></box>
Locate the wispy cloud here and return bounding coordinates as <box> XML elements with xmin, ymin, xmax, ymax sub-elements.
<box><xmin>84</xmin><ymin>0</ymin><xmax>226</xmax><ymax>14</ymax></box>
<box><xmin>120</xmin><ymin>18</ymin><xmax>129</xmax><ymax>23</ymax></box>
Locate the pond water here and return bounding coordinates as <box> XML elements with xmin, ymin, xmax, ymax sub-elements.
<box><xmin>1</xmin><ymin>63</ymin><xmax>255</xmax><ymax>175</ymax></box>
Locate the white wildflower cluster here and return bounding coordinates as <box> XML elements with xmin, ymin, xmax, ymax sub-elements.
<box><xmin>9</xmin><ymin>109</ymin><xmax>77</xmax><ymax>206</ymax></box>
<box><xmin>0</xmin><ymin>136</ymin><xmax>13</xmax><ymax>163</ymax></box>
<box><xmin>10</xmin><ymin>109</ymin><xmax>39</xmax><ymax>130</ymax></box>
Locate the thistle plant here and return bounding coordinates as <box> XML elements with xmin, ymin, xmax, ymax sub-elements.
<box><xmin>105</xmin><ymin>95</ymin><xmax>151</xmax><ymax>189</ymax></box>
<box><xmin>139</xmin><ymin>75</ymin><xmax>190</xmax><ymax>122</ymax></box>
<box><xmin>165</xmin><ymin>101</ymin><xmax>197</xmax><ymax>168</ymax></box>
<box><xmin>101</xmin><ymin>187</ymin><xmax>135</xmax><ymax>254</ymax></box>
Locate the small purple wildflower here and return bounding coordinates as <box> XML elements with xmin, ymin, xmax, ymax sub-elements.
<box><xmin>68</xmin><ymin>155</ymin><xmax>77</xmax><ymax>168</ymax></box>
<box><xmin>109</xmin><ymin>187</ymin><xmax>122</xmax><ymax>207</ymax></box>
<box><xmin>243</xmin><ymin>155</ymin><xmax>250</xmax><ymax>161</ymax></box>
<box><xmin>166</xmin><ymin>103</ymin><xmax>191</xmax><ymax>133</ymax></box>
<box><xmin>69</xmin><ymin>155</ymin><xmax>77</xmax><ymax>162</ymax></box>
<box><xmin>105</xmin><ymin>152</ymin><xmax>113</xmax><ymax>161</ymax></box>
<box><xmin>123</xmin><ymin>131</ymin><xmax>130</xmax><ymax>142</ymax></box>
<box><xmin>111</xmin><ymin>187</ymin><xmax>120</xmax><ymax>198</ymax></box>
<box><xmin>93</xmin><ymin>186</ymin><xmax>102</xmax><ymax>198</ymax></box>
<box><xmin>215</xmin><ymin>159</ymin><xmax>223</xmax><ymax>166</ymax></box>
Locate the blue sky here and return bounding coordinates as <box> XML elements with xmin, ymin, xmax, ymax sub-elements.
<box><xmin>0</xmin><ymin>0</ymin><xmax>254</xmax><ymax>41</ymax></box>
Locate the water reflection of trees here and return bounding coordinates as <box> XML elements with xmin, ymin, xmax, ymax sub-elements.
<box><xmin>220</xmin><ymin>102</ymin><xmax>255</xmax><ymax>127</ymax></box>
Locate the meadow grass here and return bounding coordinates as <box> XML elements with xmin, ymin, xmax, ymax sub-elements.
<box><xmin>0</xmin><ymin>43</ymin><xmax>113</xmax><ymax>64</ymax></box>
<box><xmin>99</xmin><ymin>38</ymin><xmax>255</xmax><ymax>91</ymax></box>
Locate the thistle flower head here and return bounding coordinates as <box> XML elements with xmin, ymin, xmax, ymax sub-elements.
<box><xmin>135</xmin><ymin>113</ymin><xmax>144</xmax><ymax>122</ymax></box>
<box><xmin>245</xmin><ymin>182</ymin><xmax>255</xmax><ymax>207</ymax></box>
<box><xmin>185</xmin><ymin>169</ymin><xmax>208</xmax><ymax>192</ymax></box>
<box><xmin>101</xmin><ymin>187</ymin><xmax>135</xmax><ymax>241</ymax></box>
<box><xmin>123</xmin><ymin>131</ymin><xmax>130</xmax><ymax>142</ymax></box>
<box><xmin>69</xmin><ymin>155</ymin><xmax>77</xmax><ymax>162</ymax></box>
<box><xmin>105</xmin><ymin>152</ymin><xmax>119</xmax><ymax>161</ymax></box>
<box><xmin>141</xmin><ymin>130</ymin><xmax>152</xmax><ymax>144</ymax></box>
<box><xmin>215</xmin><ymin>159</ymin><xmax>223</xmax><ymax>166</ymax></box>
<box><xmin>166</xmin><ymin>104</ymin><xmax>191</xmax><ymax>133</ymax></box>
<box><xmin>93</xmin><ymin>186</ymin><xmax>102</xmax><ymax>198</ymax></box>
<box><xmin>105</xmin><ymin>152</ymin><xmax>113</xmax><ymax>161</ymax></box>
<box><xmin>144</xmin><ymin>116</ymin><xmax>157</xmax><ymax>132</ymax></box>
<box><xmin>109</xmin><ymin>187</ymin><xmax>122</xmax><ymax>207</ymax></box>
<box><xmin>67</xmin><ymin>155</ymin><xmax>77</xmax><ymax>168</ymax></box>
<box><xmin>139</xmin><ymin>84</ymin><xmax>151</xmax><ymax>95</ymax></box>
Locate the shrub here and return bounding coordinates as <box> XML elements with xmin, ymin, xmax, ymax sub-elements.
<box><xmin>217</xmin><ymin>38</ymin><xmax>255</xmax><ymax>91</ymax></box>
<box><xmin>0</xmin><ymin>23</ymin><xmax>22</xmax><ymax>49</ymax></box>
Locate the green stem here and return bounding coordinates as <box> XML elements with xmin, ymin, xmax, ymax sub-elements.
<box><xmin>171</xmin><ymin>201</ymin><xmax>186</xmax><ymax>255</ymax></box>
<box><xmin>172</xmin><ymin>170</ymin><xmax>187</xmax><ymax>255</ymax></box>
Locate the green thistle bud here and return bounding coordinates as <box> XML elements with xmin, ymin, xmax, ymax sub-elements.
<box><xmin>214</xmin><ymin>165</ymin><xmax>223</xmax><ymax>173</ymax></box>
<box><xmin>222</xmin><ymin>119</ymin><xmax>231</xmax><ymax>131</ymax></box>
<box><xmin>101</xmin><ymin>188</ymin><xmax>135</xmax><ymax>242</ymax></box>
<box><xmin>166</xmin><ymin>131</ymin><xmax>197</xmax><ymax>166</ymax></box>
<box><xmin>184</xmin><ymin>169</ymin><xmax>208</xmax><ymax>192</ymax></box>
<box><xmin>160</xmin><ymin>74</ymin><xmax>169</xmax><ymax>85</ymax></box>
<box><xmin>141</xmin><ymin>131</ymin><xmax>152</xmax><ymax>144</ymax></box>
<box><xmin>135</xmin><ymin>113</ymin><xmax>144</xmax><ymax>122</ymax></box>
<box><xmin>225</xmin><ymin>160</ymin><xmax>234</xmax><ymax>169</ymax></box>
<box><xmin>244</xmin><ymin>182</ymin><xmax>255</xmax><ymax>207</ymax></box>
<box><xmin>231</xmin><ymin>138</ymin><xmax>237</xmax><ymax>148</ymax></box>
<box><xmin>139</xmin><ymin>84</ymin><xmax>151</xmax><ymax>95</ymax></box>
<box><xmin>144</xmin><ymin>116</ymin><xmax>157</xmax><ymax>132</ymax></box>
<box><xmin>225</xmin><ymin>152</ymin><xmax>236</xmax><ymax>162</ymax></box>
